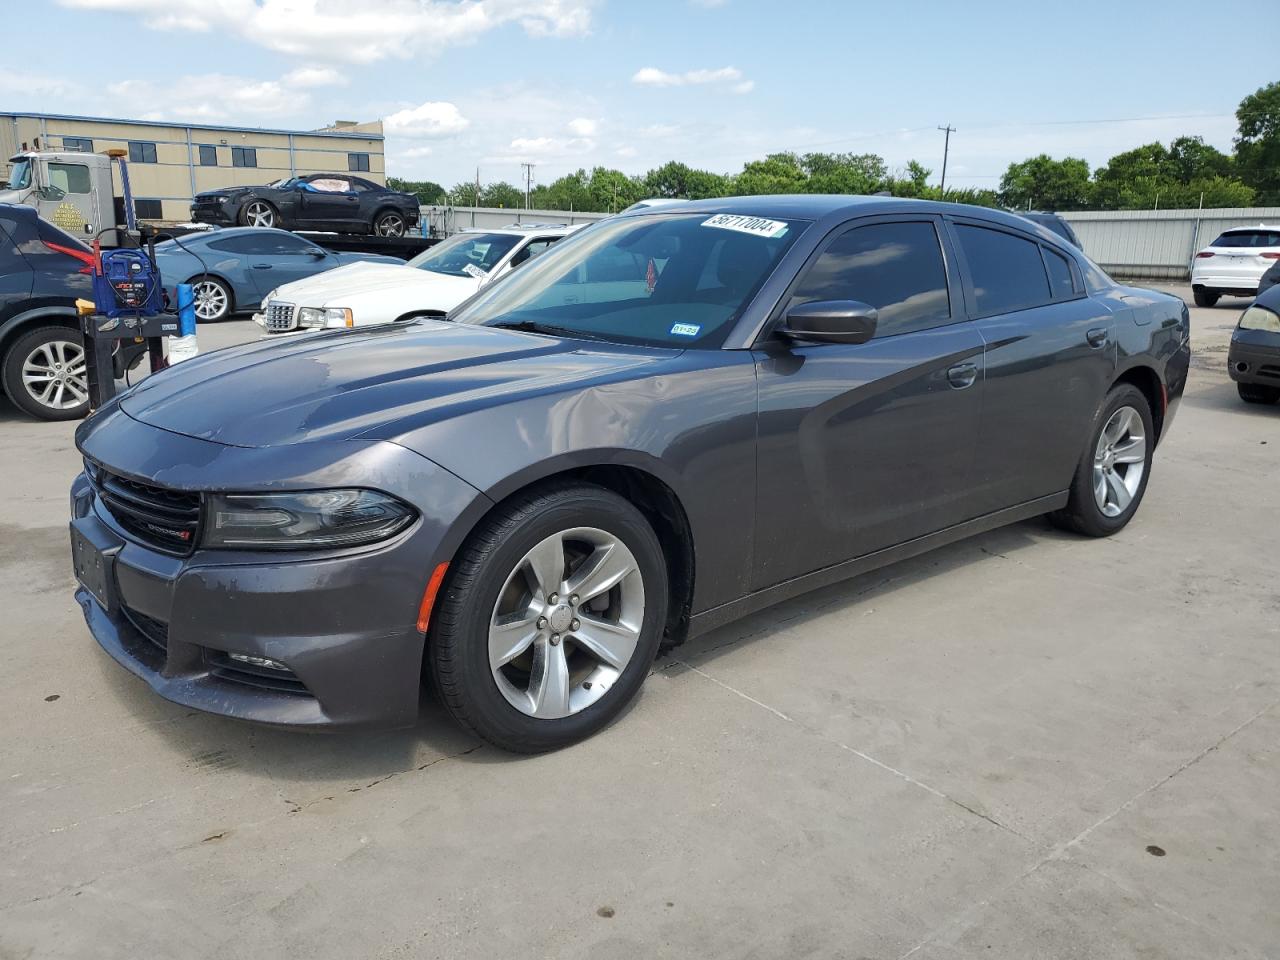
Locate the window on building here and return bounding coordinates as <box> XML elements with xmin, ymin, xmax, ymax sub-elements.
<box><xmin>954</xmin><ymin>224</ymin><xmax>1052</xmax><ymax>316</ymax></box>
<box><xmin>48</xmin><ymin>163</ymin><xmax>91</xmax><ymax>195</ymax></box>
<box><xmin>127</xmin><ymin>141</ymin><xmax>157</xmax><ymax>164</ymax></box>
<box><xmin>789</xmin><ymin>221</ymin><xmax>952</xmax><ymax>338</ymax></box>
<box><xmin>348</xmin><ymin>152</ymin><xmax>371</xmax><ymax>172</ymax></box>
<box><xmin>133</xmin><ymin>198</ymin><xmax>163</xmax><ymax>220</ymax></box>
<box><xmin>62</xmin><ymin>137</ymin><xmax>93</xmax><ymax>153</ymax></box>
<box><xmin>232</xmin><ymin>147</ymin><xmax>258</xmax><ymax>168</ymax></box>
<box><xmin>198</xmin><ymin>145</ymin><xmax>218</xmax><ymax>166</ymax></box>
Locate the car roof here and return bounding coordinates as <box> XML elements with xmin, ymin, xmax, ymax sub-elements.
<box><xmin>460</xmin><ymin>223</ymin><xmax>581</xmax><ymax>237</ymax></box>
<box><xmin>1218</xmin><ymin>225</ymin><xmax>1280</xmax><ymax>233</ymax></box>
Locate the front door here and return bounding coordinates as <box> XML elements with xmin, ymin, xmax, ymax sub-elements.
<box><xmin>752</xmin><ymin>217</ymin><xmax>985</xmax><ymax>590</ymax></box>
<box><xmin>297</xmin><ymin>176</ymin><xmax>360</xmax><ymax>229</ymax></box>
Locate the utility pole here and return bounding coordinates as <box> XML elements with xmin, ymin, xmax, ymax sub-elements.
<box><xmin>937</xmin><ymin>124</ymin><xmax>955</xmax><ymax>194</ymax></box>
<box><xmin>521</xmin><ymin>162</ymin><xmax>536</xmax><ymax>209</ymax></box>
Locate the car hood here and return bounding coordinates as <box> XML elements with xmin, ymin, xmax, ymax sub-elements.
<box><xmin>194</xmin><ymin>186</ymin><xmax>254</xmax><ymax>199</ymax></box>
<box><xmin>118</xmin><ymin>319</ymin><xmax>673</xmax><ymax>447</ymax></box>
<box><xmin>271</xmin><ymin>261</ymin><xmax>480</xmax><ymax>307</ymax></box>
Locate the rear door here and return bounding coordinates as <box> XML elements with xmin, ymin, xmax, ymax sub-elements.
<box><xmin>751</xmin><ymin>215</ymin><xmax>986</xmax><ymax>589</ymax></box>
<box><xmin>948</xmin><ymin>218</ymin><xmax>1115</xmax><ymax>514</ymax></box>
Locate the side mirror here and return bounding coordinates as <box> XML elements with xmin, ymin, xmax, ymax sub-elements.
<box><xmin>308</xmin><ymin>250</ymin><xmax>327</xmax><ymax>259</ymax></box>
<box><xmin>780</xmin><ymin>300</ymin><xmax>878</xmax><ymax>345</ymax></box>
<box><xmin>38</xmin><ymin>185</ymin><xmax>66</xmax><ymax>202</ymax></box>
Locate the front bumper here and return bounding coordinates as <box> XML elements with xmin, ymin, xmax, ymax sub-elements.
<box><xmin>70</xmin><ymin>406</ymin><xmax>488</xmax><ymax>729</ymax></box>
<box><xmin>1228</xmin><ymin>332</ymin><xmax>1280</xmax><ymax>387</ymax></box>
<box><xmin>190</xmin><ymin>201</ymin><xmax>237</xmax><ymax>226</ymax></box>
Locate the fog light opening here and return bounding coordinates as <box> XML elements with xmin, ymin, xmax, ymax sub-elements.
<box><xmin>1235</xmin><ymin>361</ymin><xmax>1250</xmax><ymax>374</ymax></box>
<box><xmin>227</xmin><ymin>652</ymin><xmax>290</xmax><ymax>672</ymax></box>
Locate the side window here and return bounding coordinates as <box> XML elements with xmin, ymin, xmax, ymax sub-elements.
<box><xmin>47</xmin><ymin>163</ymin><xmax>91</xmax><ymax>194</ymax></box>
<box><xmin>210</xmin><ymin>233</ymin><xmax>318</xmax><ymax>256</ymax></box>
<box><xmin>1043</xmin><ymin>246</ymin><xmax>1077</xmax><ymax>299</ymax></box>
<box><xmin>0</xmin><ymin>221</ymin><xmax>23</xmax><ymax>271</ymax></box>
<box><xmin>788</xmin><ymin>221</ymin><xmax>951</xmax><ymax>338</ymax></box>
<box><xmin>198</xmin><ymin>145</ymin><xmax>218</xmax><ymax>166</ymax></box>
<box><xmin>955</xmin><ymin>224</ymin><xmax>1051</xmax><ymax>315</ymax></box>
<box><xmin>127</xmin><ymin>141</ymin><xmax>157</xmax><ymax>164</ymax></box>
<box><xmin>509</xmin><ymin>237</ymin><xmax>558</xmax><ymax>267</ymax></box>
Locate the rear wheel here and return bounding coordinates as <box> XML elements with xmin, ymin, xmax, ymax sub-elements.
<box><xmin>373</xmin><ymin>210</ymin><xmax>407</xmax><ymax>237</ymax></box>
<box><xmin>239</xmin><ymin>200</ymin><xmax>277</xmax><ymax>228</ymax></box>
<box><xmin>188</xmin><ymin>276</ymin><xmax>233</xmax><ymax>321</ymax></box>
<box><xmin>1192</xmin><ymin>288</ymin><xmax>1219</xmax><ymax>307</ymax></box>
<box><xmin>1</xmin><ymin>326</ymin><xmax>90</xmax><ymax>421</ymax></box>
<box><xmin>430</xmin><ymin>483</ymin><xmax>668</xmax><ymax>753</ymax></box>
<box><xmin>1238</xmin><ymin>382</ymin><xmax>1280</xmax><ymax>405</ymax></box>
<box><xmin>1051</xmin><ymin>384</ymin><xmax>1154</xmax><ymax>537</ymax></box>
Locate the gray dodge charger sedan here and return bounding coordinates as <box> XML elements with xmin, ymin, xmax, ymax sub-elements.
<box><xmin>70</xmin><ymin>196</ymin><xmax>1191</xmax><ymax>752</ymax></box>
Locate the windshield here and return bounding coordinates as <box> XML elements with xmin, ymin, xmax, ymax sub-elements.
<box><xmin>449</xmin><ymin>212</ymin><xmax>805</xmax><ymax>348</ymax></box>
<box><xmin>6</xmin><ymin>158</ymin><xmax>32</xmax><ymax>191</ymax></box>
<box><xmin>407</xmin><ymin>232</ymin><xmax>522</xmax><ymax>278</ymax></box>
<box><xmin>269</xmin><ymin>177</ymin><xmax>297</xmax><ymax>188</ymax></box>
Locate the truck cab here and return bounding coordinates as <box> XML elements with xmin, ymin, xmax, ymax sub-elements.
<box><xmin>1</xmin><ymin>151</ymin><xmax>116</xmax><ymax>244</ymax></box>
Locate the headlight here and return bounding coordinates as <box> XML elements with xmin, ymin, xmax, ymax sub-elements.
<box><xmin>1239</xmin><ymin>305</ymin><xmax>1280</xmax><ymax>332</ymax></box>
<box><xmin>298</xmin><ymin>306</ymin><xmax>354</xmax><ymax>329</ymax></box>
<box><xmin>204</xmin><ymin>489</ymin><xmax>416</xmax><ymax>550</ymax></box>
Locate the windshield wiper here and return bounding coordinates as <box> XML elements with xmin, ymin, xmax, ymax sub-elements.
<box><xmin>489</xmin><ymin>320</ymin><xmax>607</xmax><ymax>341</ymax></box>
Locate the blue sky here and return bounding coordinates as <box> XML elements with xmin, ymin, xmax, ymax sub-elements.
<box><xmin>6</xmin><ymin>0</ymin><xmax>1270</xmax><ymax>192</ymax></box>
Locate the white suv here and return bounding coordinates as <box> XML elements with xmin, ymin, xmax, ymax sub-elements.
<box><xmin>1191</xmin><ymin>225</ymin><xmax>1280</xmax><ymax>307</ymax></box>
<box><xmin>255</xmin><ymin>223</ymin><xmax>582</xmax><ymax>334</ymax></box>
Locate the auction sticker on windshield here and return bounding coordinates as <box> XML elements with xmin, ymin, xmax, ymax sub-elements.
<box><xmin>463</xmin><ymin>264</ymin><xmax>487</xmax><ymax>279</ymax></box>
<box><xmin>702</xmin><ymin>214</ymin><xmax>789</xmax><ymax>239</ymax></box>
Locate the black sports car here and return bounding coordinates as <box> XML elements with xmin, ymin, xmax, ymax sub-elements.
<box><xmin>190</xmin><ymin>173</ymin><xmax>420</xmax><ymax>237</ymax></box>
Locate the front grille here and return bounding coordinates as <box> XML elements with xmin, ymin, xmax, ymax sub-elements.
<box><xmin>122</xmin><ymin>605</ymin><xmax>169</xmax><ymax>653</ymax></box>
<box><xmin>265</xmin><ymin>300</ymin><xmax>297</xmax><ymax>332</ymax></box>
<box><xmin>86</xmin><ymin>460</ymin><xmax>201</xmax><ymax>555</ymax></box>
<box><xmin>1259</xmin><ymin>364</ymin><xmax>1280</xmax><ymax>381</ymax></box>
<box><xmin>205</xmin><ymin>650</ymin><xmax>312</xmax><ymax>696</ymax></box>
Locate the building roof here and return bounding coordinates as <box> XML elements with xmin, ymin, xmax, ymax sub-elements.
<box><xmin>1</xmin><ymin>111</ymin><xmax>384</xmax><ymax>141</ymax></box>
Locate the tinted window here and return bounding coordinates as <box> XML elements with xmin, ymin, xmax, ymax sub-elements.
<box><xmin>348</xmin><ymin>152</ymin><xmax>371</xmax><ymax>172</ymax></box>
<box><xmin>509</xmin><ymin>237</ymin><xmax>559</xmax><ymax>267</ymax></box>
<box><xmin>133</xmin><ymin>199</ymin><xmax>163</xmax><ymax>220</ymax></box>
<box><xmin>128</xmin><ymin>141</ymin><xmax>157</xmax><ymax>164</ymax></box>
<box><xmin>232</xmin><ymin>147</ymin><xmax>258</xmax><ymax>168</ymax></box>
<box><xmin>350</xmin><ymin>177</ymin><xmax>379</xmax><ymax>192</ymax></box>
<box><xmin>198</xmin><ymin>145</ymin><xmax>218</xmax><ymax>166</ymax></box>
<box><xmin>1043</xmin><ymin>246</ymin><xmax>1076</xmax><ymax>299</ymax></box>
<box><xmin>955</xmin><ymin>224</ymin><xmax>1050</xmax><ymax>315</ymax></box>
<box><xmin>0</xmin><ymin>221</ymin><xmax>24</xmax><ymax>272</ymax></box>
<box><xmin>209</xmin><ymin>232</ymin><xmax>318</xmax><ymax>255</ymax></box>
<box><xmin>48</xmin><ymin>162</ymin><xmax>90</xmax><ymax>194</ymax></box>
<box><xmin>1212</xmin><ymin>230</ymin><xmax>1280</xmax><ymax>248</ymax></box>
<box><xmin>789</xmin><ymin>221</ymin><xmax>951</xmax><ymax>337</ymax></box>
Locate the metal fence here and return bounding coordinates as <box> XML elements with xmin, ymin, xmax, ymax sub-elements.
<box><xmin>1058</xmin><ymin>208</ymin><xmax>1280</xmax><ymax>281</ymax></box>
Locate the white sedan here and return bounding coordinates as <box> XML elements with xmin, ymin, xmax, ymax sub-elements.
<box><xmin>255</xmin><ymin>223</ymin><xmax>581</xmax><ymax>333</ymax></box>
<box><xmin>1191</xmin><ymin>225</ymin><xmax>1280</xmax><ymax>307</ymax></box>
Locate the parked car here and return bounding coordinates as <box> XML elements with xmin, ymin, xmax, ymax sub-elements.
<box><xmin>618</xmin><ymin>198</ymin><xmax>690</xmax><ymax>214</ymax></box>
<box><xmin>152</xmin><ymin>227</ymin><xmax>403</xmax><ymax>322</ymax></box>
<box><xmin>70</xmin><ymin>196</ymin><xmax>1189</xmax><ymax>751</ymax></box>
<box><xmin>255</xmin><ymin>224</ymin><xmax>580</xmax><ymax>334</ymax></box>
<box><xmin>1190</xmin><ymin>225</ymin><xmax>1280</xmax><ymax>306</ymax></box>
<box><xmin>190</xmin><ymin>173</ymin><xmax>420</xmax><ymax>237</ymax></box>
<box><xmin>1015</xmin><ymin>211</ymin><xmax>1081</xmax><ymax>249</ymax></box>
<box><xmin>1228</xmin><ymin>283</ymin><xmax>1280</xmax><ymax>405</ymax></box>
<box><xmin>0</xmin><ymin>204</ymin><xmax>144</xmax><ymax>421</ymax></box>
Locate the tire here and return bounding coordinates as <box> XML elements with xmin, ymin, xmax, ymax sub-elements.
<box><xmin>1238</xmin><ymin>382</ymin><xmax>1280</xmax><ymax>404</ymax></box>
<box><xmin>1192</xmin><ymin>288</ymin><xmax>1219</xmax><ymax>308</ymax></box>
<box><xmin>238</xmin><ymin>199</ymin><xmax>277</xmax><ymax>228</ymax></box>
<box><xmin>1051</xmin><ymin>384</ymin><xmax>1154</xmax><ymax>538</ymax></box>
<box><xmin>187</xmin><ymin>275</ymin><xmax>233</xmax><ymax>322</ymax></box>
<box><xmin>1</xmin><ymin>325</ymin><xmax>90</xmax><ymax>421</ymax></box>
<box><xmin>430</xmin><ymin>482</ymin><xmax>669</xmax><ymax>753</ymax></box>
<box><xmin>373</xmin><ymin>209</ymin><xmax>407</xmax><ymax>237</ymax></box>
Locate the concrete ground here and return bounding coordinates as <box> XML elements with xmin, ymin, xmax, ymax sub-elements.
<box><xmin>1</xmin><ymin>290</ymin><xmax>1276</xmax><ymax>959</ymax></box>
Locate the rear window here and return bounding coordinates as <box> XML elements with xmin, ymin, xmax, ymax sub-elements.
<box><xmin>1212</xmin><ymin>230</ymin><xmax>1280</xmax><ymax>248</ymax></box>
<box><xmin>956</xmin><ymin>224</ymin><xmax>1051</xmax><ymax>315</ymax></box>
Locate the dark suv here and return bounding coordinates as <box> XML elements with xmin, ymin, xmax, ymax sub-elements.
<box><xmin>0</xmin><ymin>204</ymin><xmax>141</xmax><ymax>421</ymax></box>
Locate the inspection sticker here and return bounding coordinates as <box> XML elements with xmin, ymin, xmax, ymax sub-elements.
<box><xmin>670</xmin><ymin>322</ymin><xmax>701</xmax><ymax>337</ymax></box>
<box><xmin>701</xmin><ymin>213</ymin><xmax>789</xmax><ymax>239</ymax></box>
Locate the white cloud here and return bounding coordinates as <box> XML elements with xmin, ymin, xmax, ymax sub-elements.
<box><xmin>631</xmin><ymin>65</ymin><xmax>752</xmax><ymax>94</ymax></box>
<box><xmin>397</xmin><ymin>146</ymin><xmax>435</xmax><ymax>158</ymax></box>
<box><xmin>0</xmin><ymin>68</ymin><xmax>84</xmax><ymax>99</ymax></box>
<box><xmin>282</xmin><ymin>66</ymin><xmax>347</xmax><ymax>88</ymax></box>
<box><xmin>616</xmin><ymin>145</ymin><xmax>638</xmax><ymax>158</ymax></box>
<box><xmin>567</xmin><ymin>117</ymin><xmax>597</xmax><ymax>137</ymax></box>
<box><xmin>505</xmin><ymin>135</ymin><xmax>595</xmax><ymax>158</ymax></box>
<box><xmin>106</xmin><ymin>74</ymin><xmax>304</xmax><ymax>121</ymax></box>
<box><xmin>690</xmin><ymin>0</ymin><xmax>728</xmax><ymax>6</ymax></box>
<box><xmin>384</xmin><ymin>101</ymin><xmax>470</xmax><ymax>138</ymax></box>
<box><xmin>56</xmin><ymin>0</ymin><xmax>596</xmax><ymax>63</ymax></box>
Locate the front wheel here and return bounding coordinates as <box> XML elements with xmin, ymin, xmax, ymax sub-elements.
<box><xmin>373</xmin><ymin>210</ymin><xmax>407</xmax><ymax>237</ymax></box>
<box><xmin>1051</xmin><ymin>384</ymin><xmax>1154</xmax><ymax>537</ymax></box>
<box><xmin>1238</xmin><ymin>382</ymin><xmax>1280</xmax><ymax>405</ymax></box>
<box><xmin>1</xmin><ymin>326</ymin><xmax>91</xmax><ymax>421</ymax></box>
<box><xmin>239</xmin><ymin>200</ymin><xmax>277</xmax><ymax>228</ymax></box>
<box><xmin>430</xmin><ymin>483</ymin><xmax>668</xmax><ymax>753</ymax></box>
<box><xmin>1192</xmin><ymin>288</ymin><xmax>1219</xmax><ymax>308</ymax></box>
<box><xmin>188</xmin><ymin>276</ymin><xmax>233</xmax><ymax>322</ymax></box>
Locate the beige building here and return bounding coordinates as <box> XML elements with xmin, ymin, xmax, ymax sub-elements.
<box><xmin>1</xmin><ymin>112</ymin><xmax>385</xmax><ymax>221</ymax></box>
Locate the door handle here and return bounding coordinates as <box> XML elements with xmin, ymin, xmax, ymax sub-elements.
<box><xmin>1086</xmin><ymin>327</ymin><xmax>1108</xmax><ymax>348</ymax></box>
<box><xmin>946</xmin><ymin>361</ymin><xmax>978</xmax><ymax>389</ymax></box>
<box><xmin>252</xmin><ymin>263</ymin><xmax>272</xmax><ymax>270</ymax></box>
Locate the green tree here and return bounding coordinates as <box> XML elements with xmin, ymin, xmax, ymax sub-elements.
<box><xmin>1235</xmin><ymin>82</ymin><xmax>1280</xmax><ymax>204</ymax></box>
<box><xmin>479</xmin><ymin>181</ymin><xmax>524</xmax><ymax>208</ymax></box>
<box><xmin>642</xmin><ymin>161</ymin><xmax>729</xmax><ymax>199</ymax></box>
<box><xmin>732</xmin><ymin>153</ymin><xmax>808</xmax><ymax>195</ymax></box>
<box><xmin>1167</xmin><ymin>136</ymin><xmax>1233</xmax><ymax>182</ymax></box>
<box><xmin>999</xmin><ymin>154</ymin><xmax>1092</xmax><ymax>210</ymax></box>
<box><xmin>387</xmin><ymin>177</ymin><xmax>445</xmax><ymax>205</ymax></box>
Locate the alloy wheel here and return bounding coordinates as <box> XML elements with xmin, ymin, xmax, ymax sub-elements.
<box><xmin>376</xmin><ymin>213</ymin><xmax>405</xmax><ymax>237</ymax></box>
<box><xmin>245</xmin><ymin>201</ymin><xmax>275</xmax><ymax>227</ymax></box>
<box><xmin>1092</xmin><ymin>405</ymin><xmax>1147</xmax><ymax>518</ymax></box>
<box><xmin>22</xmin><ymin>339</ymin><xmax>88</xmax><ymax>411</ymax></box>
<box><xmin>488</xmin><ymin>526</ymin><xmax>645</xmax><ymax>719</ymax></box>
<box><xmin>191</xmin><ymin>280</ymin><xmax>229</xmax><ymax>320</ymax></box>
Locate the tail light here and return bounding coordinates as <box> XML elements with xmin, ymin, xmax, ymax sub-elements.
<box><xmin>1262</xmin><ymin>252</ymin><xmax>1280</xmax><ymax>260</ymax></box>
<box><xmin>1195</xmin><ymin>251</ymin><xmax>1215</xmax><ymax>259</ymax></box>
<box><xmin>44</xmin><ymin>240</ymin><xmax>96</xmax><ymax>274</ymax></box>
